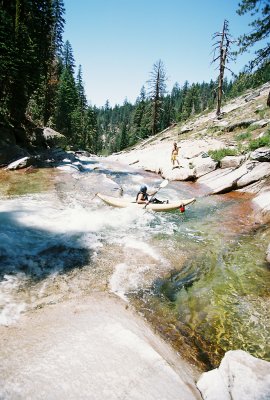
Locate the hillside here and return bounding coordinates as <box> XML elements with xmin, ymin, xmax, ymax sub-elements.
<box><xmin>109</xmin><ymin>82</ymin><xmax>270</xmax><ymax>222</ymax></box>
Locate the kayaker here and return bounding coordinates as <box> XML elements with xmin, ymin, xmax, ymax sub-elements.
<box><xmin>136</xmin><ymin>185</ymin><xmax>165</xmax><ymax>204</ymax></box>
<box><xmin>171</xmin><ymin>142</ymin><xmax>180</xmax><ymax>167</ymax></box>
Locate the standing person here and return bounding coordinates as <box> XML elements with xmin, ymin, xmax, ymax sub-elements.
<box><xmin>171</xmin><ymin>142</ymin><xmax>180</xmax><ymax>167</ymax></box>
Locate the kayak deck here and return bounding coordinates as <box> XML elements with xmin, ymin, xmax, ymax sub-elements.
<box><xmin>96</xmin><ymin>193</ymin><xmax>196</xmax><ymax>212</ymax></box>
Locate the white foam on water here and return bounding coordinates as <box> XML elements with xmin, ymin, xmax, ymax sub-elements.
<box><xmin>109</xmin><ymin>237</ymin><xmax>169</xmax><ymax>300</ymax></box>
<box><xmin>0</xmin><ymin>275</ymin><xmax>27</xmax><ymax>325</ymax></box>
<box><xmin>117</xmin><ymin>237</ymin><xmax>161</xmax><ymax>260</ymax></box>
<box><xmin>0</xmin><ymin>189</ymin><xmax>159</xmax><ymax>324</ymax></box>
<box><xmin>109</xmin><ymin>262</ymin><xmax>152</xmax><ymax>301</ymax></box>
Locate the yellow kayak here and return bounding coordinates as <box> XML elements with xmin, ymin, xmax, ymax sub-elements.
<box><xmin>96</xmin><ymin>193</ymin><xmax>196</xmax><ymax>212</ymax></box>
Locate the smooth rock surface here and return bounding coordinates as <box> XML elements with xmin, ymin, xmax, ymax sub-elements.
<box><xmin>237</xmin><ymin>162</ymin><xmax>270</xmax><ymax>188</ymax></box>
<box><xmin>0</xmin><ymin>294</ymin><xmax>201</xmax><ymax>400</ymax></box>
<box><xmin>220</xmin><ymin>155</ymin><xmax>246</xmax><ymax>169</ymax></box>
<box><xmin>196</xmin><ymin>350</ymin><xmax>270</xmax><ymax>400</ymax></box>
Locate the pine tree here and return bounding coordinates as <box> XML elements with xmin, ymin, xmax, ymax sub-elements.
<box><xmin>236</xmin><ymin>0</ymin><xmax>270</xmax><ymax>105</ymax></box>
<box><xmin>131</xmin><ymin>86</ymin><xmax>149</xmax><ymax>140</ymax></box>
<box><xmin>85</xmin><ymin>106</ymin><xmax>100</xmax><ymax>153</ymax></box>
<box><xmin>0</xmin><ymin>0</ymin><xmax>65</xmax><ymax>127</ymax></box>
<box><xmin>62</xmin><ymin>40</ymin><xmax>75</xmax><ymax>75</ymax></box>
<box><xmin>120</xmin><ymin>121</ymin><xmax>128</xmax><ymax>150</ymax></box>
<box><xmin>54</xmin><ymin>68</ymin><xmax>78</xmax><ymax>140</ymax></box>
<box><xmin>76</xmin><ymin>65</ymin><xmax>87</xmax><ymax>110</ymax></box>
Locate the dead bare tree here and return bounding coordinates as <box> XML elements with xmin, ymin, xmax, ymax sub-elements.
<box><xmin>211</xmin><ymin>20</ymin><xmax>235</xmax><ymax>116</ymax></box>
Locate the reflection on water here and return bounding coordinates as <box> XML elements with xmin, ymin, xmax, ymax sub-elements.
<box><xmin>0</xmin><ymin>157</ymin><xmax>269</xmax><ymax>370</ymax></box>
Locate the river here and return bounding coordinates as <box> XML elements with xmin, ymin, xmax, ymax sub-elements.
<box><xmin>0</xmin><ymin>155</ymin><xmax>269</xmax><ymax>373</ymax></box>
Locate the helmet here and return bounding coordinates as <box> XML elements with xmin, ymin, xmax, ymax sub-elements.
<box><xmin>140</xmin><ymin>185</ymin><xmax>147</xmax><ymax>193</ymax></box>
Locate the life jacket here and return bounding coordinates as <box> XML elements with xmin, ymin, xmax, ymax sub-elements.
<box><xmin>136</xmin><ymin>191</ymin><xmax>148</xmax><ymax>202</ymax></box>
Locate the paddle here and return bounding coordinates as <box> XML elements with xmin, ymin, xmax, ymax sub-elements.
<box><xmin>144</xmin><ymin>179</ymin><xmax>169</xmax><ymax>208</ymax></box>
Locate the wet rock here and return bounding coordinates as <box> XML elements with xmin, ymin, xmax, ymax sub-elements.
<box><xmin>196</xmin><ymin>350</ymin><xmax>270</xmax><ymax>400</ymax></box>
<box><xmin>250</xmin><ymin>147</ymin><xmax>270</xmax><ymax>162</ymax></box>
<box><xmin>220</xmin><ymin>155</ymin><xmax>246</xmax><ymax>169</ymax></box>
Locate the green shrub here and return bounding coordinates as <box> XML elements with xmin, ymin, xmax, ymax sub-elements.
<box><xmin>247</xmin><ymin>124</ymin><xmax>261</xmax><ymax>132</ymax></box>
<box><xmin>248</xmin><ymin>133</ymin><xmax>270</xmax><ymax>150</ymax></box>
<box><xmin>235</xmin><ymin>132</ymin><xmax>252</xmax><ymax>141</ymax></box>
<box><xmin>207</xmin><ymin>126</ymin><xmax>223</xmax><ymax>134</ymax></box>
<box><xmin>208</xmin><ymin>148</ymin><xmax>238</xmax><ymax>162</ymax></box>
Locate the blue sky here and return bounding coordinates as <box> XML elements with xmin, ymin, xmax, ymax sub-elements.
<box><xmin>63</xmin><ymin>0</ymin><xmax>260</xmax><ymax>108</ymax></box>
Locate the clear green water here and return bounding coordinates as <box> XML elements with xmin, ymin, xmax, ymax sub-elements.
<box><xmin>0</xmin><ymin>169</ymin><xmax>56</xmax><ymax>197</ymax></box>
<box><xmin>131</xmin><ymin>198</ymin><xmax>270</xmax><ymax>369</ymax></box>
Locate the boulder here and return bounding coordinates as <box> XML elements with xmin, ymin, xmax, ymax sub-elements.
<box><xmin>43</xmin><ymin>127</ymin><xmax>67</xmax><ymax>148</ymax></box>
<box><xmin>220</xmin><ymin>155</ymin><xmax>246</xmax><ymax>169</ymax></box>
<box><xmin>179</xmin><ymin>126</ymin><xmax>193</xmax><ymax>134</ymax></box>
<box><xmin>250</xmin><ymin>147</ymin><xmax>270</xmax><ymax>162</ymax></box>
<box><xmin>196</xmin><ymin>350</ymin><xmax>270</xmax><ymax>400</ymax></box>
<box><xmin>266</xmin><ymin>244</ymin><xmax>270</xmax><ymax>264</ymax></box>
<box><xmin>198</xmin><ymin>160</ymin><xmax>270</xmax><ymax>194</ymax></box>
<box><xmin>252</xmin><ymin>190</ymin><xmax>270</xmax><ymax>216</ymax></box>
<box><xmin>75</xmin><ymin>150</ymin><xmax>92</xmax><ymax>157</ymax></box>
<box><xmin>237</xmin><ymin>162</ymin><xmax>270</xmax><ymax>188</ymax></box>
<box><xmin>161</xmin><ymin>165</ymin><xmax>195</xmax><ymax>181</ymax></box>
<box><xmin>244</xmin><ymin>91</ymin><xmax>260</xmax><ymax>102</ymax></box>
<box><xmin>192</xmin><ymin>156</ymin><xmax>217</xmax><ymax>178</ymax></box>
<box><xmin>6</xmin><ymin>156</ymin><xmax>36</xmax><ymax>170</ymax></box>
<box><xmin>197</xmin><ymin>164</ymin><xmax>248</xmax><ymax>194</ymax></box>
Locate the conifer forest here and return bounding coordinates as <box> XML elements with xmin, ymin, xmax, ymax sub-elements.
<box><xmin>0</xmin><ymin>0</ymin><xmax>269</xmax><ymax>155</ymax></box>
